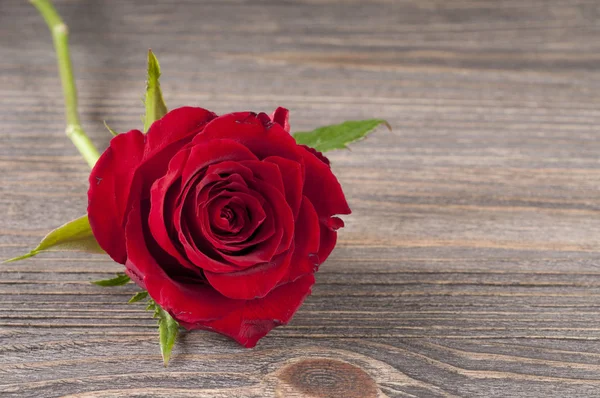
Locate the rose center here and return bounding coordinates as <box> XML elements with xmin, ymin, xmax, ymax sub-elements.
<box><xmin>210</xmin><ymin>202</ymin><xmax>246</xmax><ymax>235</ymax></box>
<box><xmin>220</xmin><ymin>207</ymin><xmax>235</xmax><ymax>223</ymax></box>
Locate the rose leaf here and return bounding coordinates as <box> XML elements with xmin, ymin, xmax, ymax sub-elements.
<box><xmin>128</xmin><ymin>291</ymin><xmax>149</xmax><ymax>303</ymax></box>
<box><xmin>143</xmin><ymin>49</ymin><xmax>168</xmax><ymax>132</ymax></box>
<box><xmin>293</xmin><ymin>119</ymin><xmax>390</xmax><ymax>153</ymax></box>
<box><xmin>91</xmin><ymin>273</ymin><xmax>131</xmax><ymax>287</ymax></box>
<box><xmin>147</xmin><ymin>299</ymin><xmax>180</xmax><ymax>367</ymax></box>
<box><xmin>4</xmin><ymin>215</ymin><xmax>105</xmax><ymax>263</ymax></box>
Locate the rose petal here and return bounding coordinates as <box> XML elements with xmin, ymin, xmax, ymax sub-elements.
<box><xmin>177</xmin><ymin>213</ymin><xmax>243</xmax><ymax>274</ymax></box>
<box><xmin>88</xmin><ymin>129</ymin><xmax>145</xmax><ymax>264</ymax></box>
<box><xmin>270</xmin><ymin>107</ymin><xmax>290</xmax><ymax>133</ymax></box>
<box><xmin>133</xmin><ymin>107</ymin><xmax>217</xmax><ymax>197</ymax></box>
<box><xmin>281</xmin><ymin>196</ymin><xmax>320</xmax><ymax>284</ymax></box>
<box><xmin>317</xmin><ymin>217</ymin><xmax>344</xmax><ymax>263</ymax></box>
<box><xmin>148</xmin><ymin>148</ymin><xmax>198</xmax><ymax>270</ymax></box>
<box><xmin>264</xmin><ymin>156</ymin><xmax>304</xmax><ymax>218</ymax></box>
<box><xmin>145</xmin><ymin>107</ymin><xmax>216</xmax><ymax>159</ymax></box>
<box><xmin>194</xmin><ymin>112</ymin><xmax>302</xmax><ymax>162</ymax></box>
<box><xmin>298</xmin><ymin>145</ymin><xmax>351</xmax><ymax>222</ymax></box>
<box><xmin>239</xmin><ymin>160</ymin><xmax>285</xmax><ymax>196</ymax></box>
<box><xmin>181</xmin><ymin>273</ymin><xmax>315</xmax><ymax>347</ymax></box>
<box><xmin>300</xmin><ymin>144</ymin><xmax>330</xmax><ymax>166</ymax></box>
<box><xmin>204</xmin><ymin>246</ymin><xmax>293</xmax><ymax>300</ymax></box>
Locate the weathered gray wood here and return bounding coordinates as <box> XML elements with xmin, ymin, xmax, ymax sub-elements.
<box><xmin>1</xmin><ymin>0</ymin><xmax>600</xmax><ymax>396</ymax></box>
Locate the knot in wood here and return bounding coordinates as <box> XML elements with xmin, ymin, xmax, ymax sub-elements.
<box><xmin>277</xmin><ymin>358</ymin><xmax>378</xmax><ymax>398</ymax></box>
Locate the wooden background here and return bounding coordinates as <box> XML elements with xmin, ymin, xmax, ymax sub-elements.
<box><xmin>1</xmin><ymin>0</ymin><xmax>599</xmax><ymax>397</ymax></box>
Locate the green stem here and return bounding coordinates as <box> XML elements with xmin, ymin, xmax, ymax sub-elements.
<box><xmin>30</xmin><ymin>0</ymin><xmax>100</xmax><ymax>168</ymax></box>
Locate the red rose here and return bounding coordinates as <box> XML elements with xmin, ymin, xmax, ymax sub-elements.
<box><xmin>88</xmin><ymin>107</ymin><xmax>350</xmax><ymax>347</ymax></box>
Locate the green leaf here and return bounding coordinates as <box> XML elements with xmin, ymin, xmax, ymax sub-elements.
<box><xmin>128</xmin><ymin>291</ymin><xmax>149</xmax><ymax>303</ymax></box>
<box><xmin>293</xmin><ymin>119</ymin><xmax>390</xmax><ymax>153</ymax></box>
<box><xmin>147</xmin><ymin>299</ymin><xmax>179</xmax><ymax>367</ymax></box>
<box><xmin>4</xmin><ymin>215</ymin><xmax>105</xmax><ymax>263</ymax></box>
<box><xmin>91</xmin><ymin>272</ymin><xmax>130</xmax><ymax>287</ymax></box>
<box><xmin>103</xmin><ymin>120</ymin><xmax>118</xmax><ymax>137</ymax></box>
<box><xmin>143</xmin><ymin>50</ymin><xmax>168</xmax><ymax>133</ymax></box>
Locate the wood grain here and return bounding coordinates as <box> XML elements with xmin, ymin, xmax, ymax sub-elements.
<box><xmin>1</xmin><ymin>0</ymin><xmax>599</xmax><ymax>396</ymax></box>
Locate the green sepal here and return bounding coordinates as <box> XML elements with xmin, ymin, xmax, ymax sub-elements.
<box><xmin>143</xmin><ymin>50</ymin><xmax>168</xmax><ymax>132</ymax></box>
<box><xmin>4</xmin><ymin>215</ymin><xmax>104</xmax><ymax>263</ymax></box>
<box><xmin>103</xmin><ymin>120</ymin><xmax>118</xmax><ymax>137</ymax></box>
<box><xmin>147</xmin><ymin>299</ymin><xmax>179</xmax><ymax>367</ymax></box>
<box><xmin>293</xmin><ymin>119</ymin><xmax>390</xmax><ymax>153</ymax></box>
<box><xmin>91</xmin><ymin>272</ymin><xmax>131</xmax><ymax>287</ymax></box>
<box><xmin>128</xmin><ymin>291</ymin><xmax>149</xmax><ymax>303</ymax></box>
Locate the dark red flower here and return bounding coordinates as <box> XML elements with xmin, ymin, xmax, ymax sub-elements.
<box><xmin>88</xmin><ymin>107</ymin><xmax>350</xmax><ymax>347</ymax></box>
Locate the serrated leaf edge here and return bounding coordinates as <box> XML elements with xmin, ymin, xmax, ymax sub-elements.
<box><xmin>293</xmin><ymin>119</ymin><xmax>390</xmax><ymax>153</ymax></box>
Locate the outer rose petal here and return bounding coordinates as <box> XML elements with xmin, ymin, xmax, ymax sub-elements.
<box><xmin>88</xmin><ymin>130</ymin><xmax>145</xmax><ymax>264</ymax></box>
<box><xmin>317</xmin><ymin>218</ymin><xmax>342</xmax><ymax>265</ymax></box>
<box><xmin>300</xmin><ymin>144</ymin><xmax>330</xmax><ymax>166</ymax></box>
<box><xmin>295</xmin><ymin>146</ymin><xmax>350</xmax><ymax>266</ymax></box>
<box><xmin>145</xmin><ymin>107</ymin><xmax>217</xmax><ymax>159</ymax></box>
<box><xmin>194</xmin><ymin>112</ymin><xmax>303</xmax><ymax>163</ymax></box>
<box><xmin>298</xmin><ymin>145</ymin><xmax>351</xmax><ymax>222</ymax></box>
<box><xmin>204</xmin><ymin>245</ymin><xmax>293</xmax><ymax>300</ymax></box>
<box><xmin>180</xmin><ymin>274</ymin><xmax>315</xmax><ymax>348</ymax></box>
<box><xmin>270</xmin><ymin>107</ymin><xmax>290</xmax><ymax>132</ymax></box>
<box><xmin>133</xmin><ymin>107</ymin><xmax>217</xmax><ymax>196</ymax></box>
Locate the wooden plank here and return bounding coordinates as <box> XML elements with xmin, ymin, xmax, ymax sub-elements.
<box><xmin>1</xmin><ymin>0</ymin><xmax>599</xmax><ymax>396</ymax></box>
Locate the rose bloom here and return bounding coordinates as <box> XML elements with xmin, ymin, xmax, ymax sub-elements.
<box><xmin>88</xmin><ymin>107</ymin><xmax>350</xmax><ymax>347</ymax></box>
